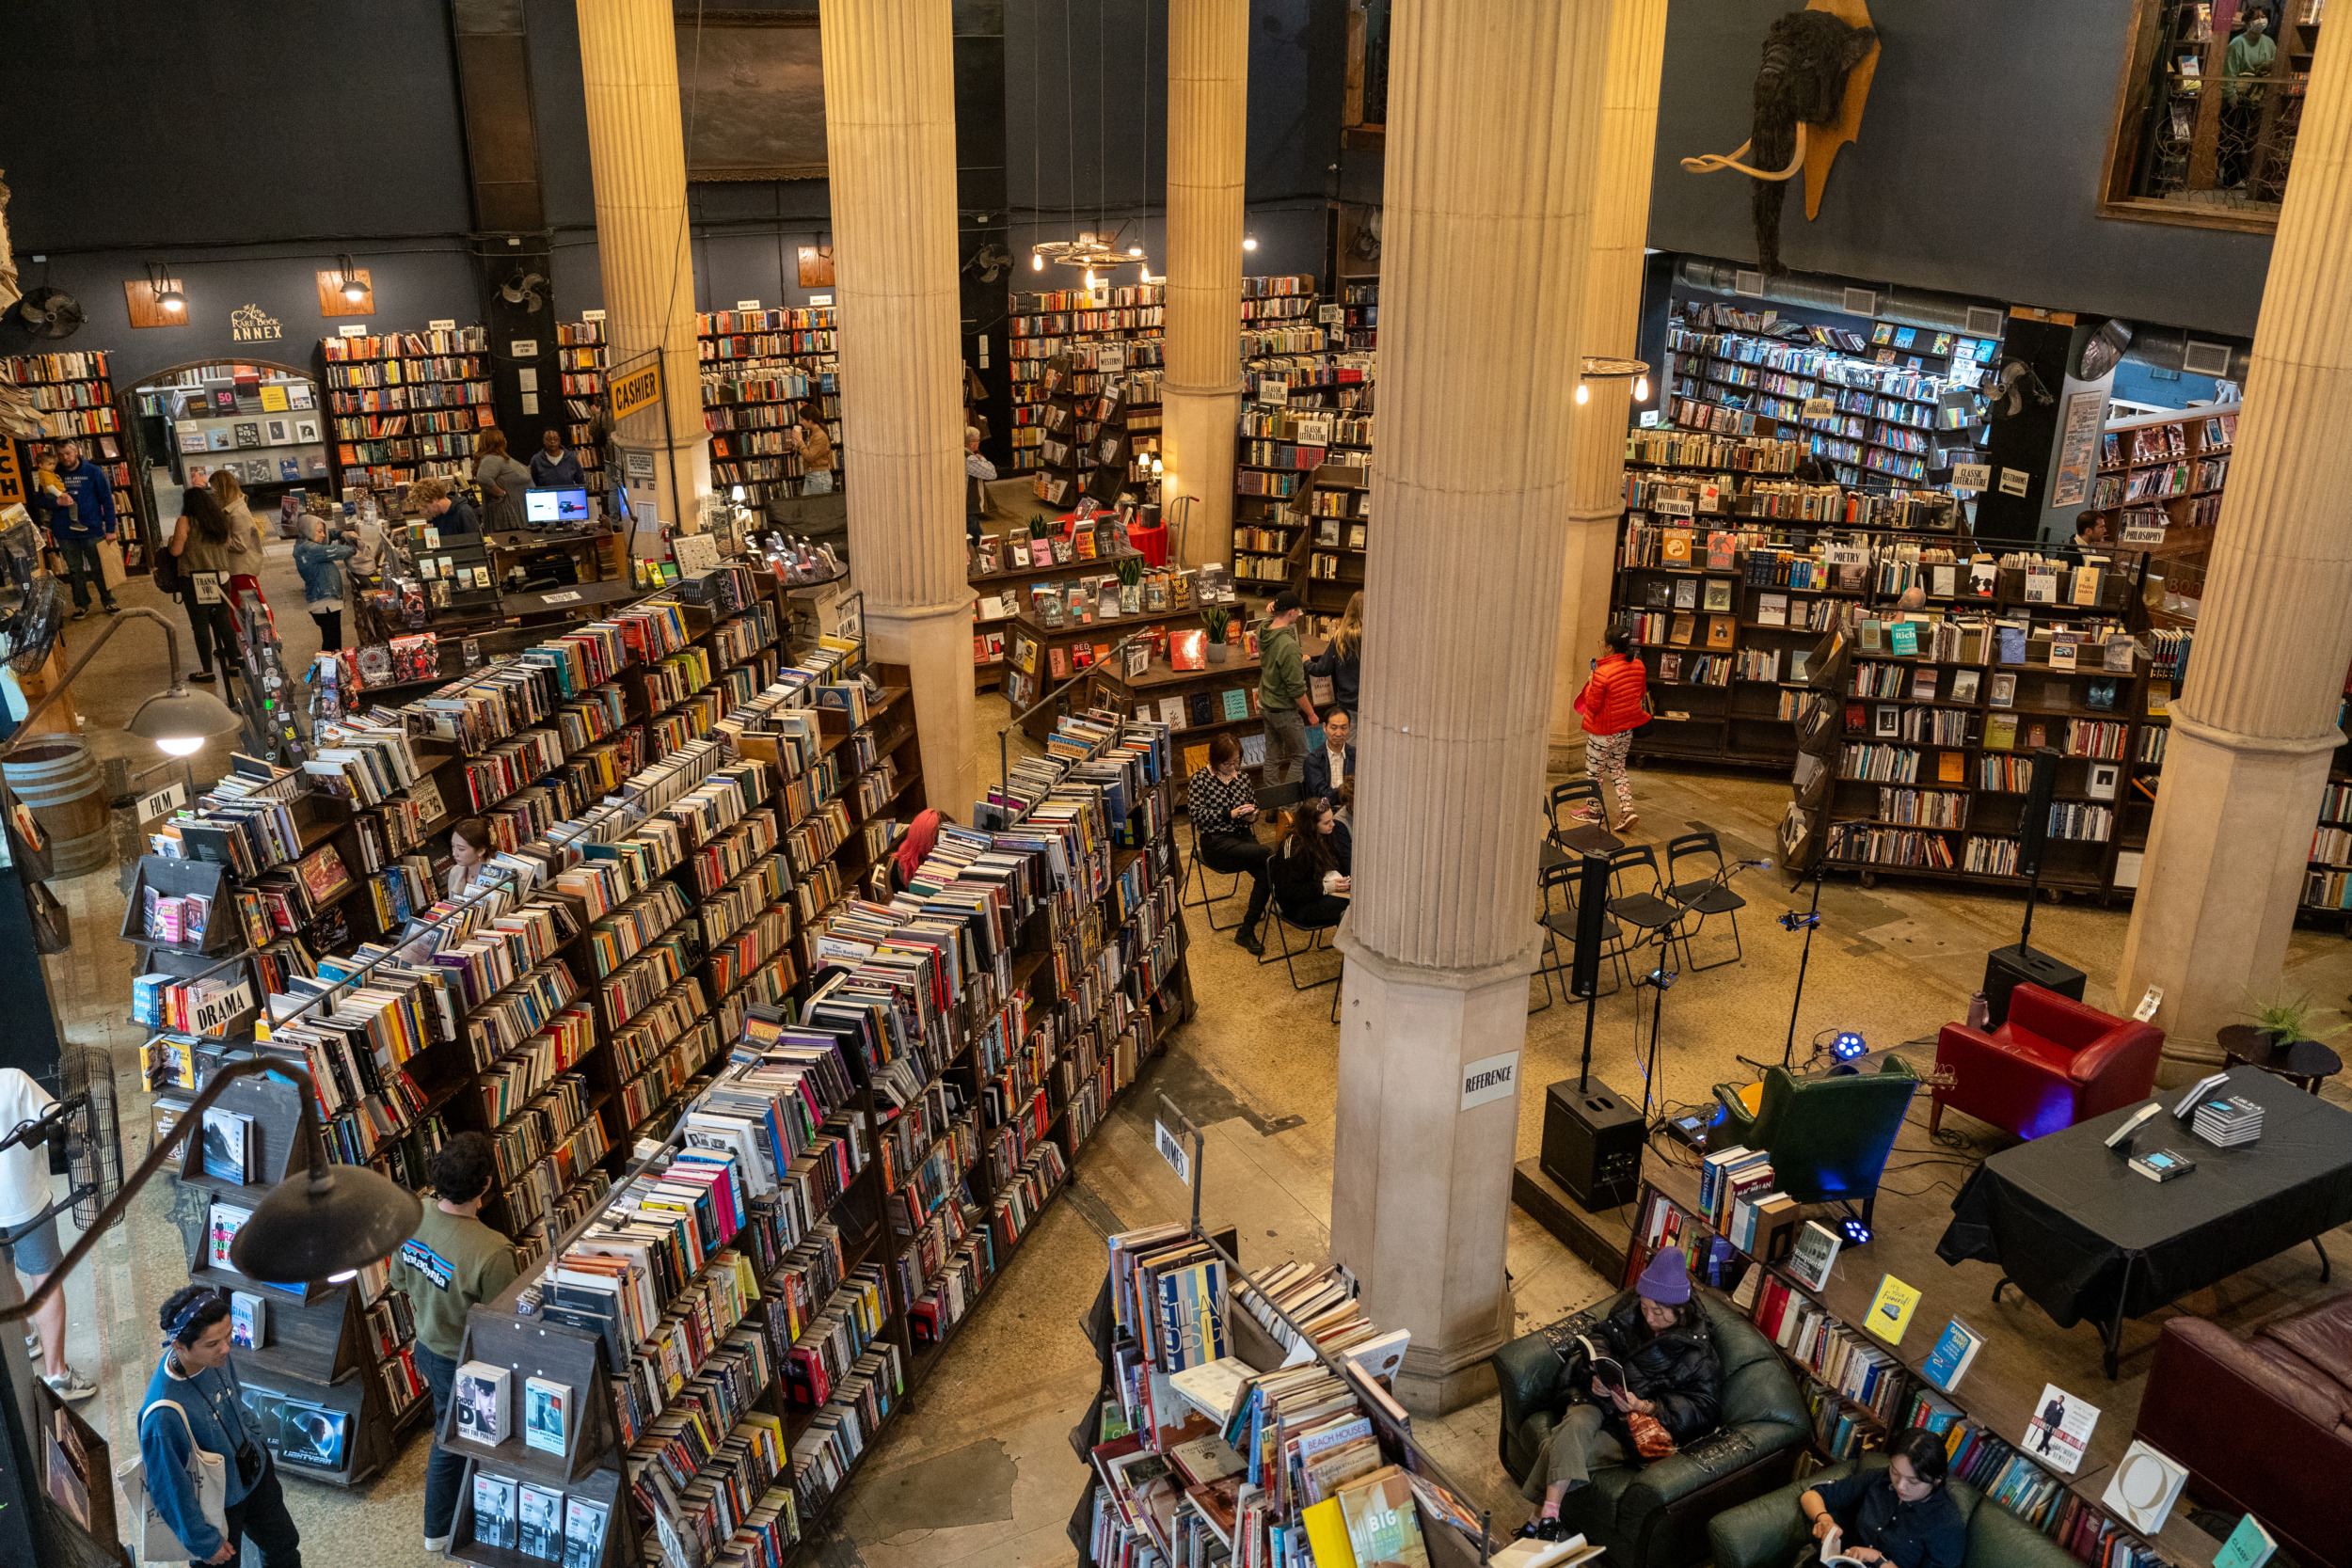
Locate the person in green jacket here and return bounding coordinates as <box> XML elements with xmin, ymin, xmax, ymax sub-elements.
<box><xmin>2221</xmin><ymin>8</ymin><xmax>2278</xmax><ymax>189</ymax></box>
<box><xmin>1256</xmin><ymin>592</ymin><xmax>1319</xmax><ymax>787</ymax></box>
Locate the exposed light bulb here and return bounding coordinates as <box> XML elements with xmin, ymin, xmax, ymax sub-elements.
<box><xmin>156</xmin><ymin>735</ymin><xmax>206</xmax><ymax>757</ymax></box>
<box><xmin>1084</xmin><ymin>268</ymin><xmax>1097</xmax><ymax>290</ymax></box>
<box><xmin>1575</xmin><ymin>383</ymin><xmax>1591</xmax><ymax>405</ymax></box>
<box><xmin>1634</xmin><ymin>374</ymin><xmax>1650</xmax><ymax>402</ymax></box>
<box><xmin>1242</xmin><ymin>236</ymin><xmax>1259</xmax><ymax>252</ymax></box>
<box><xmin>1128</xmin><ymin>245</ymin><xmax>1144</xmax><ymax>258</ymax></box>
<box><xmin>1032</xmin><ymin>252</ymin><xmax>1044</xmax><ymax>272</ymax></box>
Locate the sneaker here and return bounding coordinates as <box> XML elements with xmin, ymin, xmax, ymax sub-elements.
<box><xmin>24</xmin><ymin>1330</ymin><xmax>38</xmax><ymax>1358</ymax></box>
<box><xmin>1518</xmin><ymin>1516</ymin><xmax>1567</xmax><ymax>1542</ymax></box>
<box><xmin>71</xmin><ymin>608</ymin><xmax>88</xmax><ymax>622</ymax></box>
<box><xmin>42</xmin><ymin>1368</ymin><xmax>97</xmax><ymax>1402</ymax></box>
<box><xmin>1234</xmin><ymin>927</ymin><xmax>1264</xmax><ymax>958</ymax></box>
<box><xmin>190</xmin><ymin>670</ymin><xmax>216</xmax><ymax>685</ymax></box>
<box><xmin>1613</xmin><ymin>813</ymin><xmax>1640</xmax><ymax>835</ymax></box>
<box><xmin>102</xmin><ymin>602</ymin><xmax>120</xmax><ymax>614</ymax></box>
<box><xmin>424</xmin><ymin>1535</ymin><xmax>453</xmax><ymax>1555</ymax></box>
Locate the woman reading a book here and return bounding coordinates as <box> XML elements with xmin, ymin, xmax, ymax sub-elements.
<box><xmin>1797</xmin><ymin>1427</ymin><xmax>1965</xmax><ymax>1567</ymax></box>
<box><xmin>139</xmin><ymin>1285</ymin><xmax>303</xmax><ymax>1567</ymax></box>
<box><xmin>1191</xmin><ymin>734</ymin><xmax>1275</xmax><ymax>954</ymax></box>
<box><xmin>1518</xmin><ymin>1247</ymin><xmax>1722</xmax><ymax>1543</ymax></box>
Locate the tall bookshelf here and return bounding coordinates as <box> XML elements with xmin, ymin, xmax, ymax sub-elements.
<box><xmin>318</xmin><ymin>326</ymin><xmax>497</xmax><ymax>498</ymax></box>
<box><xmin>1232</xmin><ymin>350</ymin><xmax>1375</xmax><ymax>607</ymax></box>
<box><xmin>1008</xmin><ymin>284</ymin><xmax>1167</xmax><ymax>476</ymax></box>
<box><xmin>1341</xmin><ymin>278</ymin><xmax>1379</xmax><ymax>352</ymax></box>
<box><xmin>1630</xmin><ymin>1166</ymin><xmax>2200</xmax><ymax>1568</ymax></box>
<box><xmin>697</xmin><ymin>308</ymin><xmax>843</xmax><ymax>506</ymax></box>
<box><xmin>146</xmin><ymin>562</ymin><xmax>930</xmax><ymax>1482</ymax></box>
<box><xmin>555</xmin><ymin>315</ymin><xmax>611</xmax><ymax>500</ymax></box>
<box><xmin>0</xmin><ymin>348</ymin><xmax>153</xmax><ymax>563</ymax></box>
<box><xmin>1662</xmin><ymin>299</ymin><xmax>1997</xmax><ymax>489</ymax></box>
<box><xmin>451</xmin><ymin>707</ymin><xmax>1195</xmax><ymax>1568</ymax></box>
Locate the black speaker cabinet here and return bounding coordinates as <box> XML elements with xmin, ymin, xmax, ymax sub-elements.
<box><xmin>1571</xmin><ymin>849</ymin><xmax>1611</xmax><ymax>999</ymax></box>
<box><xmin>1541</xmin><ymin>1078</ymin><xmax>1645</xmax><ymax>1212</ymax></box>
<box><xmin>1983</xmin><ymin>944</ymin><xmax>2087</xmax><ymax>1027</ymax></box>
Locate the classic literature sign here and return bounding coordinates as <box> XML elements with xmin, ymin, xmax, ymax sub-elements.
<box><xmin>1258</xmin><ymin>381</ymin><xmax>1290</xmax><ymax>407</ymax></box>
<box><xmin>1949</xmin><ymin>463</ymin><xmax>1991</xmax><ymax>492</ymax></box>
<box><xmin>1317</xmin><ymin>303</ymin><xmax>1343</xmax><ymax>325</ymax></box>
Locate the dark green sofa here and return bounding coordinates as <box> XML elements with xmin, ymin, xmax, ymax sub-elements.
<box><xmin>1492</xmin><ymin>1289</ymin><xmax>1808</xmax><ymax>1568</ymax></box>
<box><xmin>1708</xmin><ymin>1453</ymin><xmax>2083</xmax><ymax>1568</ymax></box>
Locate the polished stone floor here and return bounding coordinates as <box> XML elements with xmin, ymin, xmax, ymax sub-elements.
<box><xmin>20</xmin><ymin>543</ymin><xmax>2352</xmax><ymax>1566</ymax></box>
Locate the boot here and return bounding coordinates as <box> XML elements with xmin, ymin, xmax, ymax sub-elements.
<box><xmin>1234</xmin><ymin>923</ymin><xmax>1264</xmax><ymax>958</ymax></box>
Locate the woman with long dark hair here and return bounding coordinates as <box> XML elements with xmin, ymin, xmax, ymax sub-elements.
<box><xmin>168</xmin><ymin>487</ymin><xmax>243</xmax><ymax>684</ymax></box>
<box><xmin>471</xmin><ymin>428</ymin><xmax>533</xmax><ymax>533</ymax></box>
<box><xmin>1799</xmin><ymin>1427</ymin><xmax>1965</xmax><ymax>1567</ymax></box>
<box><xmin>1267</xmin><ymin>795</ymin><xmax>1350</xmax><ymax>927</ymax></box>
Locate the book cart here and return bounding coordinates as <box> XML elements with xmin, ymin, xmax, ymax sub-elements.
<box><xmin>315</xmin><ymin>325</ymin><xmax>497</xmax><ymax>497</ymax></box>
<box><xmin>1069</xmin><ymin>1099</ymin><xmax>1502</xmax><ymax>1568</ymax></box>
<box><xmin>1628</xmin><ymin>1163</ymin><xmax>2206</xmax><ymax>1568</ymax></box>
<box><xmin>145</xmin><ymin>559</ymin><xmax>930</xmax><ymax>1485</ymax></box>
<box><xmin>698</xmin><ymin>308</ymin><xmax>842</xmax><ymax>507</ymax></box>
<box><xmin>441</xmin><ymin>702</ymin><xmax>1198</xmax><ymax>1568</ymax></box>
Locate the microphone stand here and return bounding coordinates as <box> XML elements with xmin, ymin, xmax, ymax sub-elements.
<box><xmin>1776</xmin><ymin>865</ymin><xmax>1827</xmax><ymax>1074</ymax></box>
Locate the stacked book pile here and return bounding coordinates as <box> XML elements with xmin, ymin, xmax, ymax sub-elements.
<box><xmin>2191</xmin><ymin>1093</ymin><xmax>2264</xmax><ymax>1148</ymax></box>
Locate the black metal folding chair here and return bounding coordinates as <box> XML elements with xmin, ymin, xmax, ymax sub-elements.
<box><xmin>1665</xmin><ymin>830</ymin><xmax>1747</xmax><ymax>971</ymax></box>
<box><xmin>1605</xmin><ymin>844</ymin><xmax>1691</xmax><ymax>985</ymax></box>
<box><xmin>1548</xmin><ymin>779</ymin><xmax>1622</xmax><ymax>857</ymax></box>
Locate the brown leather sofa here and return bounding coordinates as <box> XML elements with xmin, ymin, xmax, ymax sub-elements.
<box><xmin>2133</xmin><ymin>1291</ymin><xmax>2352</xmax><ymax>1568</ymax></box>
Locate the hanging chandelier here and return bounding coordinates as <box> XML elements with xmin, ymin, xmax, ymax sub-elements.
<box><xmin>1030</xmin><ymin>229</ymin><xmax>1126</xmax><ymax>274</ymax></box>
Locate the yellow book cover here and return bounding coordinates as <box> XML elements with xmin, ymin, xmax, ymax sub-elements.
<box><xmin>1302</xmin><ymin>1498</ymin><xmax>1360</xmax><ymax>1568</ymax></box>
<box><xmin>1868</xmin><ymin>1274</ymin><xmax>1922</xmax><ymax>1346</ymax></box>
<box><xmin>260</xmin><ymin>384</ymin><xmax>291</xmax><ymax>412</ymax></box>
<box><xmin>1661</xmin><ymin>531</ymin><xmax>1694</xmax><ymax>566</ymax></box>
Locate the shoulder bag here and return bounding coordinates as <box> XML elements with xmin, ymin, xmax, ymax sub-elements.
<box><xmin>119</xmin><ymin>1399</ymin><xmax>228</xmax><ymax>1563</ymax></box>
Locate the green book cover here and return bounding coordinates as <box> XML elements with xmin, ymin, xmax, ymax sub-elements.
<box><xmin>2215</xmin><ymin>1514</ymin><xmax>2276</xmax><ymax>1568</ymax></box>
<box><xmin>1221</xmin><ymin>689</ymin><xmax>1249</xmax><ymax>722</ymax></box>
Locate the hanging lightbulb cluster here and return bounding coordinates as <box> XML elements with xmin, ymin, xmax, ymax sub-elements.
<box><xmin>1574</xmin><ymin>355</ymin><xmax>1652</xmax><ymax>408</ymax></box>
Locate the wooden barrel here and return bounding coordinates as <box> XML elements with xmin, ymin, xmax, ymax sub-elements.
<box><xmin>3</xmin><ymin>736</ymin><xmax>113</xmax><ymax>878</ymax></box>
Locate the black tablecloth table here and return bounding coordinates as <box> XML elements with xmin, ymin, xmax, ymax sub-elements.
<box><xmin>1936</xmin><ymin>1067</ymin><xmax>2352</xmax><ymax>1377</ymax></box>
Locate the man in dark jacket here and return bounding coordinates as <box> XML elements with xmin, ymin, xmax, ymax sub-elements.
<box><xmin>1519</xmin><ymin>1246</ymin><xmax>1723</xmax><ymax>1541</ymax></box>
<box><xmin>1301</xmin><ymin>707</ymin><xmax>1355</xmax><ymax>802</ymax></box>
<box><xmin>36</xmin><ymin>440</ymin><xmax>120</xmax><ymax>618</ymax></box>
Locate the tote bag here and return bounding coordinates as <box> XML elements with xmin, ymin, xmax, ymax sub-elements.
<box><xmin>117</xmin><ymin>1400</ymin><xmax>227</xmax><ymax>1563</ymax></box>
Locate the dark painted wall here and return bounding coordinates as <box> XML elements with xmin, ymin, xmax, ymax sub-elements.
<box><xmin>1648</xmin><ymin>0</ymin><xmax>2273</xmax><ymax>337</ymax></box>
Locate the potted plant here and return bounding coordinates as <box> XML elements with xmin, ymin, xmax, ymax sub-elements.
<box><xmin>1202</xmin><ymin>606</ymin><xmax>1230</xmax><ymax>663</ymax></box>
<box><xmin>2241</xmin><ymin>988</ymin><xmax>2347</xmax><ymax>1049</ymax></box>
<box><xmin>1117</xmin><ymin>557</ymin><xmax>1143</xmax><ymax>616</ymax></box>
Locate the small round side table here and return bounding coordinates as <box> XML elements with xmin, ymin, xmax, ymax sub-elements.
<box><xmin>2217</xmin><ymin>1024</ymin><xmax>2344</xmax><ymax>1095</ymax></box>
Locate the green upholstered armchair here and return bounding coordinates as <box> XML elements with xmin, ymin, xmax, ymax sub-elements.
<box><xmin>1710</xmin><ymin>1057</ymin><xmax>1918</xmax><ymax>1230</ymax></box>
<box><xmin>1707</xmin><ymin>1453</ymin><xmax>2083</xmax><ymax>1568</ymax></box>
<box><xmin>1491</xmin><ymin>1289</ymin><xmax>1808</xmax><ymax>1568</ymax></box>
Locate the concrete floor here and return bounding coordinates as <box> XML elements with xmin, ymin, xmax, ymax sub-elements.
<box><xmin>19</xmin><ymin>546</ymin><xmax>2352</xmax><ymax>1566</ymax></box>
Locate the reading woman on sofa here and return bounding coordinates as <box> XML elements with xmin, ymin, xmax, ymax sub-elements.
<box><xmin>1518</xmin><ymin>1247</ymin><xmax>1724</xmax><ymax>1543</ymax></box>
<box><xmin>1798</xmin><ymin>1428</ymin><xmax>1965</xmax><ymax>1568</ymax></box>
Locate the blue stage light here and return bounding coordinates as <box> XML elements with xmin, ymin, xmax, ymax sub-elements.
<box><xmin>1832</xmin><ymin>1031</ymin><xmax>1867</xmax><ymax>1061</ymax></box>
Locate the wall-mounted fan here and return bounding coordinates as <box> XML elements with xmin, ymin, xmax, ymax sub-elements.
<box><xmin>963</xmin><ymin>243</ymin><xmax>1013</xmax><ymax>283</ymax></box>
<box><xmin>1986</xmin><ymin>358</ymin><xmax>2055</xmax><ymax>419</ymax></box>
<box><xmin>14</xmin><ymin>287</ymin><xmax>84</xmax><ymax>339</ymax></box>
<box><xmin>499</xmin><ymin>271</ymin><xmax>547</xmax><ymax>313</ymax></box>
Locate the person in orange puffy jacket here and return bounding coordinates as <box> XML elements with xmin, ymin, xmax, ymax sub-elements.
<box><xmin>1572</xmin><ymin>626</ymin><xmax>1648</xmax><ymax>833</ymax></box>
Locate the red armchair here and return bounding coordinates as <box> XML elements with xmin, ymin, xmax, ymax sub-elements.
<box><xmin>1931</xmin><ymin>984</ymin><xmax>2163</xmax><ymax>1141</ymax></box>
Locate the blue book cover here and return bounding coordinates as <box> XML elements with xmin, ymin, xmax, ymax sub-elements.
<box><xmin>1922</xmin><ymin>1316</ymin><xmax>1982</xmax><ymax>1392</ymax></box>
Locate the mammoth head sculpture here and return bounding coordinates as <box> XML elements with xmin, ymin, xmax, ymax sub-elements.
<box><xmin>1682</xmin><ymin>8</ymin><xmax>1879</xmax><ymax>277</ymax></box>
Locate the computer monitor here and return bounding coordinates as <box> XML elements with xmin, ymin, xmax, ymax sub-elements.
<box><xmin>525</xmin><ymin>486</ymin><xmax>591</xmax><ymax>525</ymax></box>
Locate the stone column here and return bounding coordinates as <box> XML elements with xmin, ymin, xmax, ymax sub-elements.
<box><xmin>1161</xmin><ymin>0</ymin><xmax>1248</xmax><ymax>570</ymax></box>
<box><xmin>1331</xmin><ymin>0</ymin><xmax>1612</xmax><ymax>1415</ymax></box>
<box><xmin>2117</xmin><ymin>19</ymin><xmax>2352</xmax><ymax>1076</ymax></box>
<box><xmin>1549</xmin><ymin>0</ymin><xmax>1668</xmax><ymax>767</ymax></box>
<box><xmin>819</xmin><ymin>0</ymin><xmax>977</xmax><ymax>818</ymax></box>
<box><xmin>575</xmin><ymin>0</ymin><xmax>710</xmax><ymax>523</ymax></box>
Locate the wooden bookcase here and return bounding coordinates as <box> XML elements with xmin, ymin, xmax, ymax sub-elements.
<box><xmin>554</xmin><ymin>315</ymin><xmax>611</xmax><ymax>501</ymax></box>
<box><xmin>1629</xmin><ymin>1167</ymin><xmax>2215</xmax><ymax>1568</ymax></box>
<box><xmin>1008</xmin><ymin>285</ymin><xmax>1167</xmax><ymax>476</ymax></box>
<box><xmin>1004</xmin><ymin>603</ymin><xmax>1251</xmax><ymax>743</ymax></box>
<box><xmin>0</xmin><ymin>347</ymin><xmax>157</xmax><ymax>568</ymax></box>
<box><xmin>969</xmin><ymin>542</ymin><xmax>1148</xmax><ymax>694</ymax></box>
<box><xmin>1341</xmin><ymin>279</ymin><xmax>1379</xmax><ymax>352</ymax></box>
<box><xmin>480</xmin><ymin>709</ymin><xmax>1196</xmax><ymax>1568</ymax></box>
<box><xmin>178</xmin><ymin>1072</ymin><xmax>427</xmax><ymax>1488</ymax></box>
<box><xmin>697</xmin><ymin>308</ymin><xmax>842</xmax><ymax>506</ymax></box>
<box><xmin>317</xmin><ymin>325</ymin><xmax>496</xmax><ymax>498</ymax></box>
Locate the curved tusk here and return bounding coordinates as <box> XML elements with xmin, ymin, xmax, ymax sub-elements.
<box><xmin>1678</xmin><ymin>122</ymin><xmax>1809</xmax><ymax>181</ymax></box>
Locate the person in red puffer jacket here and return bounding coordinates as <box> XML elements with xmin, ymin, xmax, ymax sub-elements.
<box><xmin>1573</xmin><ymin>627</ymin><xmax>1649</xmax><ymax>832</ymax></box>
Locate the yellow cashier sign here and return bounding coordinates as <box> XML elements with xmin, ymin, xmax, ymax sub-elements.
<box><xmin>610</xmin><ymin>358</ymin><xmax>662</xmax><ymax>421</ymax></box>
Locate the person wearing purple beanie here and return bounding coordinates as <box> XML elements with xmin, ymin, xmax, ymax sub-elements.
<box><xmin>1518</xmin><ymin>1245</ymin><xmax>1724</xmax><ymax>1543</ymax></box>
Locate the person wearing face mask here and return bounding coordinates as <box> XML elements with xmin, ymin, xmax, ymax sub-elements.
<box><xmin>1518</xmin><ymin>1247</ymin><xmax>1722</xmax><ymax>1543</ymax></box>
<box><xmin>2222</xmin><ymin>8</ymin><xmax>2278</xmax><ymax>189</ymax></box>
<box><xmin>1799</xmin><ymin>1428</ymin><xmax>1966</xmax><ymax>1568</ymax></box>
<box><xmin>139</xmin><ymin>1285</ymin><xmax>303</xmax><ymax>1567</ymax></box>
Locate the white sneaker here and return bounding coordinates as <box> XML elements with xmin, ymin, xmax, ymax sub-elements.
<box><xmin>42</xmin><ymin>1368</ymin><xmax>97</xmax><ymax>1402</ymax></box>
<box><xmin>424</xmin><ymin>1535</ymin><xmax>452</xmax><ymax>1555</ymax></box>
<box><xmin>24</xmin><ymin>1330</ymin><xmax>38</xmax><ymax>1359</ymax></box>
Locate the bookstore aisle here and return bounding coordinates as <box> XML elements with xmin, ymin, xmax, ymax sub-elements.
<box><xmin>29</xmin><ymin>573</ymin><xmax>2352</xmax><ymax>1567</ymax></box>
